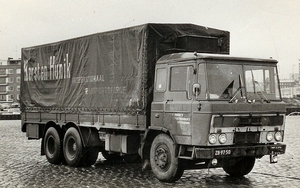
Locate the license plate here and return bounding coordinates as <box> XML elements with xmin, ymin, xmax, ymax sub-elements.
<box><xmin>215</xmin><ymin>149</ymin><xmax>232</xmax><ymax>156</ymax></box>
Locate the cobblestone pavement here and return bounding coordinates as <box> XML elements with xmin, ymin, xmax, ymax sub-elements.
<box><xmin>0</xmin><ymin>118</ymin><xmax>299</xmax><ymax>188</ymax></box>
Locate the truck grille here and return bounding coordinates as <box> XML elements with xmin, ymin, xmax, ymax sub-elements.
<box><xmin>240</xmin><ymin>117</ymin><xmax>261</xmax><ymax>125</ymax></box>
<box><xmin>234</xmin><ymin>132</ymin><xmax>260</xmax><ymax>145</ymax></box>
<box><xmin>213</xmin><ymin>115</ymin><xmax>284</xmax><ymax>127</ymax></box>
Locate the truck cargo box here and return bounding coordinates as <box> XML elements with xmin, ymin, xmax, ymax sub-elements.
<box><xmin>21</xmin><ymin>23</ymin><xmax>229</xmax><ymax>114</ymax></box>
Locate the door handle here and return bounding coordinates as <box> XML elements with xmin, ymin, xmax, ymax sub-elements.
<box><xmin>166</xmin><ymin>99</ymin><xmax>173</xmax><ymax>103</ymax></box>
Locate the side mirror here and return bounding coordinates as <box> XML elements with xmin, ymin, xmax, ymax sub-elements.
<box><xmin>192</xmin><ymin>83</ymin><xmax>201</xmax><ymax>96</ymax></box>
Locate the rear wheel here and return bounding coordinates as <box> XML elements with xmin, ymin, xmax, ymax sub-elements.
<box><xmin>44</xmin><ymin>127</ymin><xmax>63</xmax><ymax>165</ymax></box>
<box><xmin>63</xmin><ymin>127</ymin><xmax>84</xmax><ymax>167</ymax></box>
<box><xmin>150</xmin><ymin>134</ymin><xmax>184</xmax><ymax>182</ymax></box>
<box><xmin>222</xmin><ymin>157</ymin><xmax>255</xmax><ymax>177</ymax></box>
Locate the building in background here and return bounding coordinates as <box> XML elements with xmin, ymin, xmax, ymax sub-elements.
<box><xmin>279</xmin><ymin>62</ymin><xmax>300</xmax><ymax>99</ymax></box>
<box><xmin>0</xmin><ymin>58</ymin><xmax>21</xmax><ymax>105</ymax></box>
<box><xmin>290</xmin><ymin>73</ymin><xmax>299</xmax><ymax>83</ymax></box>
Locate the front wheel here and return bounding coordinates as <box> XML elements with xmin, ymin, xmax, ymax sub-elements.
<box><xmin>222</xmin><ymin>157</ymin><xmax>255</xmax><ymax>177</ymax></box>
<box><xmin>63</xmin><ymin>127</ymin><xmax>84</xmax><ymax>167</ymax></box>
<box><xmin>150</xmin><ymin>134</ymin><xmax>184</xmax><ymax>182</ymax></box>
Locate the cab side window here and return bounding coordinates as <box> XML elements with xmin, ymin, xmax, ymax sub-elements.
<box><xmin>155</xmin><ymin>68</ymin><xmax>167</xmax><ymax>92</ymax></box>
<box><xmin>170</xmin><ymin>66</ymin><xmax>189</xmax><ymax>91</ymax></box>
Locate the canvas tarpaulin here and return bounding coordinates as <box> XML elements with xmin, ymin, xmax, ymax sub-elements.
<box><xmin>21</xmin><ymin>23</ymin><xmax>229</xmax><ymax>114</ymax></box>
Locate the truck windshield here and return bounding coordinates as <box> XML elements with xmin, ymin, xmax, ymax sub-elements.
<box><xmin>205</xmin><ymin>62</ymin><xmax>280</xmax><ymax>101</ymax></box>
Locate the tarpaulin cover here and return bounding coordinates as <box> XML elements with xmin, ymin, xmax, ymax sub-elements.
<box><xmin>21</xmin><ymin>23</ymin><xmax>229</xmax><ymax>114</ymax></box>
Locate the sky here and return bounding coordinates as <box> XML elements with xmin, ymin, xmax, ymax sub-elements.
<box><xmin>1</xmin><ymin>0</ymin><xmax>300</xmax><ymax>79</ymax></box>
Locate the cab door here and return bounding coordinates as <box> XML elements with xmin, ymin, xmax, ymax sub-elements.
<box><xmin>164</xmin><ymin>64</ymin><xmax>195</xmax><ymax>145</ymax></box>
<box><xmin>151</xmin><ymin>65</ymin><xmax>167</xmax><ymax>129</ymax></box>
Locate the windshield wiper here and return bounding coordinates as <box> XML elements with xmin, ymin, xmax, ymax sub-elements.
<box><xmin>251</xmin><ymin>70</ymin><xmax>270</xmax><ymax>103</ymax></box>
<box><xmin>229</xmin><ymin>75</ymin><xmax>245</xmax><ymax>103</ymax></box>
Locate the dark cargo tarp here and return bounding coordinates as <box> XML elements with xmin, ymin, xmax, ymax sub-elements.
<box><xmin>21</xmin><ymin>23</ymin><xmax>229</xmax><ymax>114</ymax></box>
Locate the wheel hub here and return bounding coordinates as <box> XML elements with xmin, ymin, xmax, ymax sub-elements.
<box><xmin>47</xmin><ymin>136</ymin><xmax>55</xmax><ymax>155</ymax></box>
<box><xmin>67</xmin><ymin>138</ymin><xmax>77</xmax><ymax>158</ymax></box>
<box><xmin>154</xmin><ymin>147</ymin><xmax>168</xmax><ymax>169</ymax></box>
<box><xmin>72</xmin><ymin>143</ymin><xmax>77</xmax><ymax>151</ymax></box>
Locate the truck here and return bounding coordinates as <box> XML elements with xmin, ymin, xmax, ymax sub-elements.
<box><xmin>21</xmin><ymin>23</ymin><xmax>286</xmax><ymax>182</ymax></box>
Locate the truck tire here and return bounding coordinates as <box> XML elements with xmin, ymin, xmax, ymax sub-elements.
<box><xmin>63</xmin><ymin>127</ymin><xmax>84</xmax><ymax>167</ymax></box>
<box><xmin>44</xmin><ymin>127</ymin><xmax>63</xmax><ymax>164</ymax></box>
<box><xmin>150</xmin><ymin>134</ymin><xmax>184</xmax><ymax>182</ymax></box>
<box><xmin>222</xmin><ymin>157</ymin><xmax>255</xmax><ymax>177</ymax></box>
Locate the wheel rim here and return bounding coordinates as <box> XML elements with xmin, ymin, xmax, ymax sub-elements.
<box><xmin>154</xmin><ymin>145</ymin><xmax>170</xmax><ymax>170</ymax></box>
<box><xmin>46</xmin><ymin>136</ymin><xmax>55</xmax><ymax>156</ymax></box>
<box><xmin>66</xmin><ymin>137</ymin><xmax>77</xmax><ymax>159</ymax></box>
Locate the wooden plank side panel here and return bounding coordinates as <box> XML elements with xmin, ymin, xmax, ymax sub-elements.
<box><xmin>23</xmin><ymin>111</ymin><xmax>147</xmax><ymax>131</ymax></box>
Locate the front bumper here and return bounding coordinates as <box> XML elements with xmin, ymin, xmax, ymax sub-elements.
<box><xmin>194</xmin><ymin>143</ymin><xmax>286</xmax><ymax>159</ymax></box>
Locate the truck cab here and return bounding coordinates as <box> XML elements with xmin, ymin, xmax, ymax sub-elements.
<box><xmin>147</xmin><ymin>52</ymin><xmax>286</xmax><ymax>182</ymax></box>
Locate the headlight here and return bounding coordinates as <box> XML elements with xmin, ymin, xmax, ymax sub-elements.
<box><xmin>266</xmin><ymin>132</ymin><xmax>274</xmax><ymax>142</ymax></box>
<box><xmin>209</xmin><ymin>134</ymin><xmax>217</xmax><ymax>144</ymax></box>
<box><xmin>218</xmin><ymin>133</ymin><xmax>227</xmax><ymax>144</ymax></box>
<box><xmin>274</xmin><ymin>132</ymin><xmax>282</xmax><ymax>141</ymax></box>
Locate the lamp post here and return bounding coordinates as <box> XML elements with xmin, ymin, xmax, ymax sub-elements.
<box><xmin>292</xmin><ymin>64</ymin><xmax>295</xmax><ymax>98</ymax></box>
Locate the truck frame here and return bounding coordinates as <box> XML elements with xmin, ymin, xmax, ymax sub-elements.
<box><xmin>21</xmin><ymin>23</ymin><xmax>286</xmax><ymax>182</ymax></box>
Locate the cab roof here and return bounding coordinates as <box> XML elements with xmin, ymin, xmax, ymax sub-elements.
<box><xmin>157</xmin><ymin>52</ymin><xmax>278</xmax><ymax>65</ymax></box>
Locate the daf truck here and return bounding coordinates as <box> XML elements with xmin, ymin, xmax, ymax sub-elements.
<box><xmin>21</xmin><ymin>23</ymin><xmax>286</xmax><ymax>182</ymax></box>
